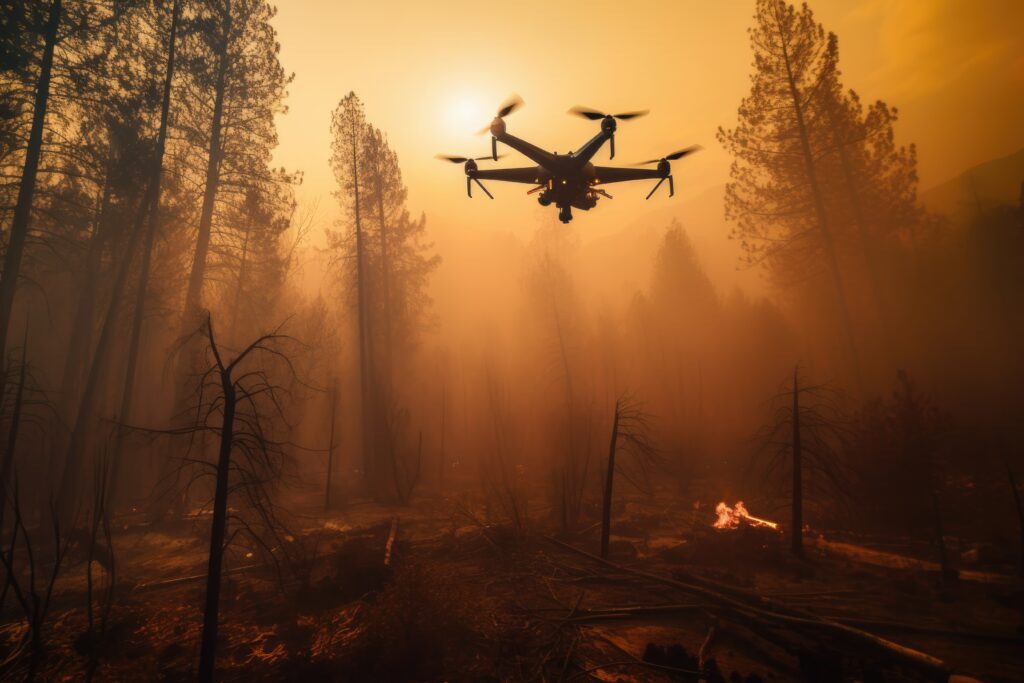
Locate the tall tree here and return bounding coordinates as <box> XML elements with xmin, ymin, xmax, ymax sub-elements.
<box><xmin>178</xmin><ymin>0</ymin><xmax>292</xmax><ymax>336</ymax></box>
<box><xmin>329</xmin><ymin>91</ymin><xmax>375</xmax><ymax>486</ymax></box>
<box><xmin>0</xmin><ymin>0</ymin><xmax>61</xmax><ymax>362</ymax></box>
<box><xmin>719</xmin><ymin>0</ymin><xmax>859</xmax><ymax>375</ymax></box>
<box><xmin>57</xmin><ymin>0</ymin><xmax>182</xmax><ymax>516</ymax></box>
<box><xmin>361</xmin><ymin>126</ymin><xmax>439</xmax><ymax>369</ymax></box>
<box><xmin>818</xmin><ymin>64</ymin><xmax>922</xmax><ymax>346</ymax></box>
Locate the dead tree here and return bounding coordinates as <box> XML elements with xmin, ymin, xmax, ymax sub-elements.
<box><xmin>600</xmin><ymin>402</ymin><xmax>620</xmax><ymax>559</ymax></box>
<box><xmin>83</xmin><ymin>454</ymin><xmax>115</xmax><ymax>679</ymax></box>
<box><xmin>0</xmin><ymin>485</ymin><xmax>73</xmax><ymax>681</ymax></box>
<box><xmin>756</xmin><ymin>366</ymin><xmax>853</xmax><ymax>557</ymax></box>
<box><xmin>791</xmin><ymin>366</ymin><xmax>803</xmax><ymax>556</ymax></box>
<box><xmin>600</xmin><ymin>396</ymin><xmax>658</xmax><ymax>559</ymax></box>
<box><xmin>482</xmin><ymin>362</ymin><xmax>527</xmax><ymax>531</ymax></box>
<box><xmin>165</xmin><ymin>316</ymin><xmax>297</xmax><ymax>683</ymax></box>
<box><xmin>324</xmin><ymin>376</ymin><xmax>338</xmax><ymax>511</ymax></box>
<box><xmin>380</xmin><ymin>400</ymin><xmax>421</xmax><ymax>505</ymax></box>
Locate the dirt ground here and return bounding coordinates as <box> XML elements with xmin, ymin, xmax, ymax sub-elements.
<box><xmin>1</xmin><ymin>489</ymin><xmax>1022</xmax><ymax>682</ymax></box>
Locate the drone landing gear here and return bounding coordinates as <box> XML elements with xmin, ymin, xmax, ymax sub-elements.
<box><xmin>558</xmin><ymin>205</ymin><xmax>573</xmax><ymax>224</ymax></box>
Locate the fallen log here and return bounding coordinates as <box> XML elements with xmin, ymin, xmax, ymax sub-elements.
<box><xmin>133</xmin><ymin>562</ymin><xmax>262</xmax><ymax>592</ymax></box>
<box><xmin>550</xmin><ymin>600</ymin><xmax>1022</xmax><ymax>644</ymax></box>
<box><xmin>544</xmin><ymin>535</ymin><xmax>952</xmax><ymax>681</ymax></box>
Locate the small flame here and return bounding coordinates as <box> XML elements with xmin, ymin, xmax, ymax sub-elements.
<box><xmin>713</xmin><ymin>501</ymin><xmax>779</xmax><ymax>530</ymax></box>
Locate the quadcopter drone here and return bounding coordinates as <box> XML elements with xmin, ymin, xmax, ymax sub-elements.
<box><xmin>437</xmin><ymin>95</ymin><xmax>700</xmax><ymax>223</ymax></box>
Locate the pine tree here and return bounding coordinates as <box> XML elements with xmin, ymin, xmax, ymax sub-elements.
<box><xmin>178</xmin><ymin>0</ymin><xmax>293</xmax><ymax>336</ymax></box>
<box><xmin>329</xmin><ymin>91</ymin><xmax>375</xmax><ymax>487</ymax></box>
<box><xmin>0</xmin><ymin>0</ymin><xmax>127</xmax><ymax>362</ymax></box>
<box><xmin>816</xmin><ymin>46</ymin><xmax>922</xmax><ymax>346</ymax></box>
<box><xmin>360</xmin><ymin>126</ymin><xmax>439</xmax><ymax>370</ymax></box>
<box><xmin>719</xmin><ymin>0</ymin><xmax>859</xmax><ymax>374</ymax></box>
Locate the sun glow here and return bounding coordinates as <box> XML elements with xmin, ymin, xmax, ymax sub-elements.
<box><xmin>444</xmin><ymin>94</ymin><xmax>484</xmax><ymax>133</ymax></box>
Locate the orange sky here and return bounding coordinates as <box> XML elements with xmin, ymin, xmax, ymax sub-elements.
<box><xmin>269</xmin><ymin>0</ymin><xmax>1024</xmax><ymax>244</ymax></box>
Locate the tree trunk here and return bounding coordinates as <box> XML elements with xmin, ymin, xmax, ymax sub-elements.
<box><xmin>774</xmin><ymin>5</ymin><xmax>860</xmax><ymax>379</ymax></box>
<box><xmin>56</xmin><ymin>0</ymin><xmax>180</xmax><ymax>520</ymax></box>
<box><xmin>0</xmin><ymin>330</ymin><xmax>28</xmax><ymax>529</ymax></box>
<box><xmin>374</xmin><ymin>162</ymin><xmax>393</xmax><ymax>388</ymax></box>
<box><xmin>0</xmin><ymin>0</ymin><xmax>61</xmax><ymax>361</ymax></box>
<box><xmin>106</xmin><ymin>143</ymin><xmax>166</xmax><ymax>506</ymax></box>
<box><xmin>791</xmin><ymin>366</ymin><xmax>803</xmax><ymax>557</ymax></box>
<box><xmin>825</xmin><ymin>103</ymin><xmax>893</xmax><ymax>352</ymax></box>
<box><xmin>197</xmin><ymin>367</ymin><xmax>235</xmax><ymax>683</ymax></box>
<box><xmin>351</xmin><ymin>128</ymin><xmax>375</xmax><ymax>489</ymax></box>
<box><xmin>181</xmin><ymin>13</ymin><xmax>230</xmax><ymax>337</ymax></box>
<box><xmin>324</xmin><ymin>378</ymin><xmax>338</xmax><ymax>511</ymax></box>
<box><xmin>600</xmin><ymin>402</ymin><xmax>620</xmax><ymax>560</ymax></box>
<box><xmin>228</xmin><ymin>223</ymin><xmax>251</xmax><ymax>342</ymax></box>
<box><xmin>58</xmin><ymin>159</ymin><xmax>114</xmax><ymax>423</ymax></box>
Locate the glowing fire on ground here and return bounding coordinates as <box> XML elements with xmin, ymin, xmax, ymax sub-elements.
<box><xmin>713</xmin><ymin>501</ymin><xmax>779</xmax><ymax>531</ymax></box>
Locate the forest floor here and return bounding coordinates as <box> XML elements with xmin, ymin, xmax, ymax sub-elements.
<box><xmin>1</xmin><ymin>488</ymin><xmax>1022</xmax><ymax>682</ymax></box>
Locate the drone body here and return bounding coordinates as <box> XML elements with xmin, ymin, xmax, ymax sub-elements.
<box><xmin>438</xmin><ymin>96</ymin><xmax>699</xmax><ymax>223</ymax></box>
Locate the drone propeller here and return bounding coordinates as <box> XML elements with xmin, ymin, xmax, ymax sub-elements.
<box><xmin>497</xmin><ymin>94</ymin><xmax>524</xmax><ymax>118</ymax></box>
<box><xmin>633</xmin><ymin>145</ymin><xmax>703</xmax><ymax>165</ymax></box>
<box><xmin>631</xmin><ymin>146</ymin><xmax>701</xmax><ymax>200</ymax></box>
<box><xmin>477</xmin><ymin>94</ymin><xmax>524</xmax><ymax>134</ymax></box>
<box><xmin>435</xmin><ymin>154</ymin><xmax>503</xmax><ymax>164</ymax></box>
<box><xmin>568</xmin><ymin>106</ymin><xmax>649</xmax><ymax>121</ymax></box>
<box><xmin>568</xmin><ymin>106</ymin><xmax>649</xmax><ymax>159</ymax></box>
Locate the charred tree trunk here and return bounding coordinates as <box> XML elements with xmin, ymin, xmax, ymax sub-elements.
<box><xmin>0</xmin><ymin>330</ymin><xmax>28</xmax><ymax>528</ymax></box>
<box><xmin>198</xmin><ymin>323</ymin><xmax>236</xmax><ymax>683</ymax></box>
<box><xmin>56</xmin><ymin>0</ymin><xmax>180</xmax><ymax>519</ymax></box>
<box><xmin>0</xmin><ymin>0</ymin><xmax>61</xmax><ymax>361</ymax></box>
<box><xmin>791</xmin><ymin>366</ymin><xmax>803</xmax><ymax>557</ymax></box>
<box><xmin>600</xmin><ymin>401</ymin><xmax>620</xmax><ymax>560</ymax></box>
<box><xmin>773</xmin><ymin>5</ymin><xmax>860</xmax><ymax>378</ymax></box>
<box><xmin>324</xmin><ymin>377</ymin><xmax>338</xmax><ymax>511</ymax></box>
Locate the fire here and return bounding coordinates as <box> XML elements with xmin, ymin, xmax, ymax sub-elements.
<box><xmin>713</xmin><ymin>501</ymin><xmax>779</xmax><ymax>530</ymax></box>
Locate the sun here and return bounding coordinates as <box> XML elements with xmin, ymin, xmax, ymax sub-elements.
<box><xmin>444</xmin><ymin>94</ymin><xmax>484</xmax><ymax>133</ymax></box>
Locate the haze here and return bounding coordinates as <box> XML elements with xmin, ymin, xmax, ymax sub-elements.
<box><xmin>1</xmin><ymin>0</ymin><xmax>1023</xmax><ymax>679</ymax></box>
<box><xmin>271</xmin><ymin>0</ymin><xmax>1024</xmax><ymax>243</ymax></box>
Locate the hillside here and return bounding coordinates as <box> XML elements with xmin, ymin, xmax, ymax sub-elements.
<box><xmin>919</xmin><ymin>147</ymin><xmax>1024</xmax><ymax>223</ymax></box>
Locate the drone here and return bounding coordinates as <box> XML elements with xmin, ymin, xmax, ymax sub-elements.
<box><xmin>437</xmin><ymin>95</ymin><xmax>700</xmax><ymax>224</ymax></box>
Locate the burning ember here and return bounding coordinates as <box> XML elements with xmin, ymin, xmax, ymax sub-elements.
<box><xmin>713</xmin><ymin>501</ymin><xmax>779</xmax><ymax>531</ymax></box>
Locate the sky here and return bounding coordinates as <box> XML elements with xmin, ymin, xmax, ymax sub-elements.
<box><xmin>268</xmin><ymin>0</ymin><xmax>1024</xmax><ymax>245</ymax></box>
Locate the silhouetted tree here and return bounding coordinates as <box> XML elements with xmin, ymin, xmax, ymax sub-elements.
<box><xmin>329</xmin><ymin>92</ymin><xmax>376</xmax><ymax>489</ymax></box>
<box><xmin>719</xmin><ymin>0</ymin><xmax>859</xmax><ymax>375</ymax></box>
<box><xmin>756</xmin><ymin>366</ymin><xmax>852</xmax><ymax>556</ymax></box>
<box><xmin>57</xmin><ymin>0</ymin><xmax>181</xmax><ymax>520</ymax></box>
<box><xmin>600</xmin><ymin>396</ymin><xmax>657</xmax><ymax>559</ymax></box>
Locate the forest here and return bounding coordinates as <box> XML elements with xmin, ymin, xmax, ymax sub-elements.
<box><xmin>0</xmin><ymin>0</ymin><xmax>1022</xmax><ymax>680</ymax></box>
